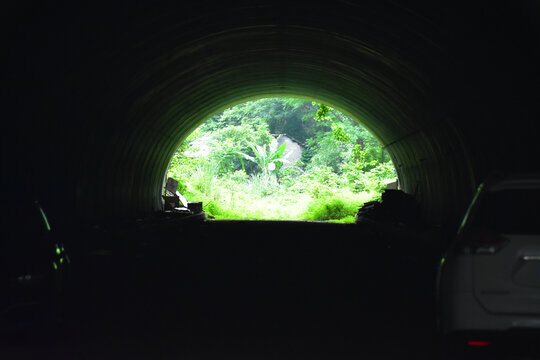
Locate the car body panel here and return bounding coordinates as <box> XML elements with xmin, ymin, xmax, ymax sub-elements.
<box><xmin>473</xmin><ymin>235</ymin><xmax>540</xmax><ymax>315</ymax></box>
<box><xmin>438</xmin><ymin>174</ymin><xmax>540</xmax><ymax>336</ymax></box>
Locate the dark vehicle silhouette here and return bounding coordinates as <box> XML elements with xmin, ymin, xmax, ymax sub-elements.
<box><xmin>1</xmin><ymin>201</ymin><xmax>70</xmax><ymax>344</ymax></box>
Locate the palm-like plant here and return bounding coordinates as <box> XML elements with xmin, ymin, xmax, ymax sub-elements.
<box><xmin>237</xmin><ymin>139</ymin><xmax>288</xmax><ymax>177</ymax></box>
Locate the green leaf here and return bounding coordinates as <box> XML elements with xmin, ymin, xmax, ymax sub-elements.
<box><xmin>273</xmin><ymin>142</ymin><xmax>287</xmax><ymax>160</ymax></box>
<box><xmin>316</xmin><ymin>104</ymin><xmax>331</xmax><ymax>120</ymax></box>
<box><xmin>236</xmin><ymin>151</ymin><xmax>255</xmax><ymax>162</ymax></box>
<box><xmin>332</xmin><ymin>125</ymin><xmax>351</xmax><ymax>143</ymax></box>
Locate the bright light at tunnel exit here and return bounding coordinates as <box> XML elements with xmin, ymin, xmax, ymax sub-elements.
<box><xmin>166</xmin><ymin>97</ymin><xmax>398</xmax><ymax>222</ymax></box>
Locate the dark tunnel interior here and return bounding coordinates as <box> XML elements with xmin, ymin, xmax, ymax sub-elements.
<box><xmin>2</xmin><ymin>1</ymin><xmax>540</xmax><ymax>359</ymax></box>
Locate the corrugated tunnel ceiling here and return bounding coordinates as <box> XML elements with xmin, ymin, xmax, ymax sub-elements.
<box><xmin>5</xmin><ymin>1</ymin><xmax>540</xmax><ymax>226</ymax></box>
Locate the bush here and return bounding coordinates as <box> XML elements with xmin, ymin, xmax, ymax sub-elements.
<box><xmin>303</xmin><ymin>197</ymin><xmax>361</xmax><ymax>221</ymax></box>
<box><xmin>278</xmin><ymin>165</ymin><xmax>304</xmax><ymax>188</ymax></box>
<box><xmin>203</xmin><ymin>201</ymin><xmax>222</xmax><ymax>217</ymax></box>
<box><xmin>342</xmin><ymin>161</ymin><xmax>396</xmax><ymax>194</ymax></box>
<box><xmin>289</xmin><ymin>165</ymin><xmax>345</xmax><ymax>198</ymax></box>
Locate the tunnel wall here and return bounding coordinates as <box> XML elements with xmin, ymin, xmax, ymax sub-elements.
<box><xmin>3</xmin><ymin>1</ymin><xmax>539</xmax><ymax>228</ymax></box>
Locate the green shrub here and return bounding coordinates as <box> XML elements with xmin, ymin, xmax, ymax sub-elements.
<box><xmin>278</xmin><ymin>165</ymin><xmax>304</xmax><ymax>188</ymax></box>
<box><xmin>203</xmin><ymin>201</ymin><xmax>222</xmax><ymax>217</ymax></box>
<box><xmin>342</xmin><ymin>161</ymin><xmax>396</xmax><ymax>194</ymax></box>
<box><xmin>289</xmin><ymin>165</ymin><xmax>345</xmax><ymax>197</ymax></box>
<box><xmin>303</xmin><ymin>197</ymin><xmax>360</xmax><ymax>221</ymax></box>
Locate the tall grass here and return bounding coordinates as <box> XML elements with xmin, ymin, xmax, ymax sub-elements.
<box><xmin>182</xmin><ymin>179</ymin><xmax>376</xmax><ymax>222</ymax></box>
<box><xmin>175</xmin><ymin>158</ymin><xmax>385</xmax><ymax>223</ymax></box>
<box><xmin>191</xmin><ymin>162</ymin><xmax>219</xmax><ymax>196</ymax></box>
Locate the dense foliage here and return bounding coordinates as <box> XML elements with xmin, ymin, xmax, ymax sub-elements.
<box><xmin>167</xmin><ymin>98</ymin><xmax>397</xmax><ymax>222</ymax></box>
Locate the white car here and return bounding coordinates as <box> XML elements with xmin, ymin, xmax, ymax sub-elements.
<box><xmin>437</xmin><ymin>174</ymin><xmax>540</xmax><ymax>359</ymax></box>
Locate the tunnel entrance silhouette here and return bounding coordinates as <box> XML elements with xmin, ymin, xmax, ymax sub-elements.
<box><xmin>9</xmin><ymin>2</ymin><xmax>539</xmax><ymax>229</ymax></box>
<box><xmin>63</xmin><ymin>18</ymin><xmax>480</xmax><ymax>226</ymax></box>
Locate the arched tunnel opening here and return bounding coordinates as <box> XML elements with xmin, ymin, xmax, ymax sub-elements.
<box><xmin>4</xmin><ymin>1</ymin><xmax>539</xmax><ymax>224</ymax></box>
<box><xmin>3</xmin><ymin>1</ymin><xmax>540</xmax><ymax>358</ymax></box>
<box><xmin>165</xmin><ymin>97</ymin><xmax>397</xmax><ymax>221</ymax></box>
<box><xmin>6</xmin><ymin>1</ymin><xmax>489</xmax><ymax>227</ymax></box>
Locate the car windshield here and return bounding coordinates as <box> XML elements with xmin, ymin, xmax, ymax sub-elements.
<box><xmin>472</xmin><ymin>188</ymin><xmax>540</xmax><ymax>234</ymax></box>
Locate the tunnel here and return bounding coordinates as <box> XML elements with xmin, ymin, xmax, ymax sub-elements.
<box><xmin>4</xmin><ymin>0</ymin><xmax>539</xmax><ymax>228</ymax></box>
<box><xmin>2</xmin><ymin>1</ymin><xmax>540</xmax><ymax>358</ymax></box>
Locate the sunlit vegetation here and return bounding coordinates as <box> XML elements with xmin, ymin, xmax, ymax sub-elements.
<box><xmin>167</xmin><ymin>98</ymin><xmax>397</xmax><ymax>222</ymax></box>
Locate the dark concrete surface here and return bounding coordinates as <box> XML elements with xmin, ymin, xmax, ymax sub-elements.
<box><xmin>2</xmin><ymin>218</ymin><xmax>538</xmax><ymax>359</ymax></box>
<box><xmin>0</xmin><ymin>218</ymin><xmax>462</xmax><ymax>359</ymax></box>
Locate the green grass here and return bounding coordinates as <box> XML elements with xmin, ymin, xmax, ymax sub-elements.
<box><xmin>303</xmin><ymin>196</ymin><xmax>362</xmax><ymax>221</ymax></box>
<box><xmin>183</xmin><ymin>183</ymin><xmax>377</xmax><ymax>223</ymax></box>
